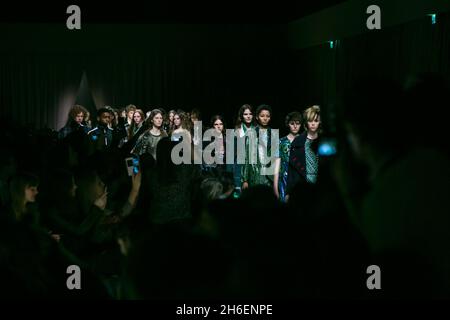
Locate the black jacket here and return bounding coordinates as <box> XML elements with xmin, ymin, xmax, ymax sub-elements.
<box><xmin>287</xmin><ymin>132</ymin><xmax>320</xmax><ymax>194</ymax></box>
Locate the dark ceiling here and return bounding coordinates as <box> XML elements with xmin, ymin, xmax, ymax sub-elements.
<box><xmin>0</xmin><ymin>1</ymin><xmax>347</xmax><ymax>23</ymax></box>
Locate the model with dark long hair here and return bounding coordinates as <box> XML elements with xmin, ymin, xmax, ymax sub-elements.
<box><xmin>241</xmin><ymin>104</ymin><xmax>274</xmax><ymax>189</ymax></box>
<box><xmin>132</xmin><ymin>109</ymin><xmax>168</xmax><ymax>161</ymax></box>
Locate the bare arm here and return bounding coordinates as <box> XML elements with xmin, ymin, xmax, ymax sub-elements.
<box><xmin>273</xmin><ymin>157</ymin><xmax>281</xmax><ymax>199</ymax></box>
<box><xmin>122</xmin><ymin>171</ymin><xmax>142</xmax><ymax>218</ymax></box>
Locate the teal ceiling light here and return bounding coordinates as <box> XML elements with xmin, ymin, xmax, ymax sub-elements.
<box><xmin>428</xmin><ymin>13</ymin><xmax>437</xmax><ymax>25</ymax></box>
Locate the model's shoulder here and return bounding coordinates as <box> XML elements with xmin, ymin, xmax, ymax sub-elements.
<box><xmin>87</xmin><ymin>127</ymin><xmax>98</xmax><ymax>135</ymax></box>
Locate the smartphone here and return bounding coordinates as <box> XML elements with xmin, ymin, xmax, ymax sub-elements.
<box><xmin>232</xmin><ymin>187</ymin><xmax>241</xmax><ymax>199</ymax></box>
<box><xmin>125</xmin><ymin>157</ymin><xmax>134</xmax><ymax>176</ymax></box>
<box><xmin>318</xmin><ymin>138</ymin><xmax>337</xmax><ymax>157</ymax></box>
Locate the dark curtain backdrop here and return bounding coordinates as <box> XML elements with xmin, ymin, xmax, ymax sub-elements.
<box><xmin>0</xmin><ymin>24</ymin><xmax>288</xmax><ymax>131</ymax></box>
<box><xmin>84</xmin><ymin>48</ymin><xmax>287</xmax><ymax>129</ymax></box>
<box><xmin>288</xmin><ymin>12</ymin><xmax>450</xmax><ymax>131</ymax></box>
<box><xmin>2</xmin><ymin>15</ymin><xmax>449</xmax><ymax>131</ymax></box>
<box><xmin>0</xmin><ymin>53</ymin><xmax>81</xmax><ymax>130</ymax></box>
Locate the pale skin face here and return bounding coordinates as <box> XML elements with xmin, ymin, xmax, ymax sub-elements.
<box><xmin>242</xmin><ymin>108</ymin><xmax>253</xmax><ymax>125</ymax></box>
<box><xmin>24</xmin><ymin>185</ymin><xmax>39</xmax><ymax>203</ymax></box>
<box><xmin>152</xmin><ymin>113</ymin><xmax>163</xmax><ymax>129</ymax></box>
<box><xmin>133</xmin><ymin>112</ymin><xmax>143</xmax><ymax>125</ymax></box>
<box><xmin>307</xmin><ymin>115</ymin><xmax>321</xmax><ymax>134</ymax></box>
<box><xmin>257</xmin><ymin>110</ymin><xmax>271</xmax><ymax>127</ymax></box>
<box><xmin>288</xmin><ymin>120</ymin><xmax>301</xmax><ymax>135</ymax></box>
<box><xmin>173</xmin><ymin>115</ymin><xmax>181</xmax><ymax>128</ymax></box>
<box><xmin>74</xmin><ymin>112</ymin><xmax>84</xmax><ymax>124</ymax></box>
<box><xmin>213</xmin><ymin>119</ymin><xmax>224</xmax><ymax>134</ymax></box>
<box><xmin>127</xmin><ymin>110</ymin><xmax>135</xmax><ymax>121</ymax></box>
<box><xmin>169</xmin><ymin>112</ymin><xmax>175</xmax><ymax>123</ymax></box>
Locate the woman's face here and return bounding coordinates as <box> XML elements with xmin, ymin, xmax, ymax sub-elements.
<box><xmin>288</xmin><ymin>120</ymin><xmax>301</xmax><ymax>135</ymax></box>
<box><xmin>24</xmin><ymin>185</ymin><xmax>39</xmax><ymax>203</ymax></box>
<box><xmin>213</xmin><ymin>119</ymin><xmax>224</xmax><ymax>133</ymax></box>
<box><xmin>257</xmin><ymin>110</ymin><xmax>271</xmax><ymax>127</ymax></box>
<box><xmin>242</xmin><ymin>108</ymin><xmax>253</xmax><ymax>125</ymax></box>
<box><xmin>127</xmin><ymin>110</ymin><xmax>135</xmax><ymax>120</ymax></box>
<box><xmin>169</xmin><ymin>112</ymin><xmax>175</xmax><ymax>122</ymax></box>
<box><xmin>133</xmin><ymin>112</ymin><xmax>142</xmax><ymax>124</ymax></box>
<box><xmin>307</xmin><ymin>115</ymin><xmax>321</xmax><ymax>133</ymax></box>
<box><xmin>152</xmin><ymin>113</ymin><xmax>163</xmax><ymax>129</ymax></box>
<box><xmin>173</xmin><ymin>115</ymin><xmax>181</xmax><ymax>128</ymax></box>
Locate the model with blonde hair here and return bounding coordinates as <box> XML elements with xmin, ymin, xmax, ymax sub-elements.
<box><xmin>286</xmin><ymin>105</ymin><xmax>322</xmax><ymax>199</ymax></box>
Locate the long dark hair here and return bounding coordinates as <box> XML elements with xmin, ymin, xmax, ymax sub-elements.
<box><xmin>210</xmin><ymin>115</ymin><xmax>226</xmax><ymax>135</ymax></box>
<box><xmin>146</xmin><ymin>109</ymin><xmax>165</xmax><ymax>133</ymax></box>
<box><xmin>235</xmin><ymin>104</ymin><xmax>254</xmax><ymax>129</ymax></box>
<box><xmin>128</xmin><ymin>109</ymin><xmax>145</xmax><ymax>140</ymax></box>
<box><xmin>172</xmin><ymin>111</ymin><xmax>192</xmax><ymax>133</ymax></box>
<box><xmin>9</xmin><ymin>172</ymin><xmax>39</xmax><ymax>220</ymax></box>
